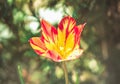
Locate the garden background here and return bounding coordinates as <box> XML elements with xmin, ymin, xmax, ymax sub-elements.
<box><xmin>0</xmin><ymin>0</ymin><xmax>120</xmax><ymax>84</ymax></box>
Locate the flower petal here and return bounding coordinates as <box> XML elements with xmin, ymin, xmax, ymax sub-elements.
<box><xmin>65</xmin><ymin>30</ymin><xmax>75</xmax><ymax>56</ymax></box>
<box><xmin>74</xmin><ymin>23</ymin><xmax>86</xmax><ymax>45</ymax></box>
<box><xmin>64</xmin><ymin>23</ymin><xmax>86</xmax><ymax>59</ymax></box>
<box><xmin>41</xmin><ymin>19</ymin><xmax>57</xmax><ymax>43</ymax></box>
<box><xmin>57</xmin><ymin>16</ymin><xmax>76</xmax><ymax>50</ymax></box>
<box><xmin>55</xmin><ymin>49</ymin><xmax>83</xmax><ymax>62</ymax></box>
<box><xmin>46</xmin><ymin>50</ymin><xmax>62</xmax><ymax>62</ymax></box>
<box><xmin>29</xmin><ymin>37</ymin><xmax>47</xmax><ymax>55</ymax></box>
<box><xmin>66</xmin><ymin>49</ymin><xmax>83</xmax><ymax>60</ymax></box>
<box><xmin>58</xmin><ymin>16</ymin><xmax>76</xmax><ymax>32</ymax></box>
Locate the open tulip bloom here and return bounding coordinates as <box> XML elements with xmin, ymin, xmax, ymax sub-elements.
<box><xmin>29</xmin><ymin>16</ymin><xmax>85</xmax><ymax>62</ymax></box>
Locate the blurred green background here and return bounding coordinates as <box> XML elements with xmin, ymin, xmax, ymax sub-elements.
<box><xmin>0</xmin><ymin>0</ymin><xmax>120</xmax><ymax>84</ymax></box>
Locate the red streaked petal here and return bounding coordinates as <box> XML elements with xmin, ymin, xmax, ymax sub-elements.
<box><xmin>74</xmin><ymin>23</ymin><xmax>86</xmax><ymax>45</ymax></box>
<box><xmin>64</xmin><ymin>23</ymin><xmax>86</xmax><ymax>56</ymax></box>
<box><xmin>77</xmin><ymin>23</ymin><xmax>86</xmax><ymax>35</ymax></box>
<box><xmin>57</xmin><ymin>16</ymin><xmax>76</xmax><ymax>48</ymax></box>
<box><xmin>41</xmin><ymin>19</ymin><xmax>52</xmax><ymax>36</ymax></box>
<box><xmin>29</xmin><ymin>37</ymin><xmax>47</xmax><ymax>54</ymax></box>
<box><xmin>41</xmin><ymin>19</ymin><xmax>57</xmax><ymax>42</ymax></box>
<box><xmin>51</xmin><ymin>26</ymin><xmax>58</xmax><ymax>42</ymax></box>
<box><xmin>35</xmin><ymin>50</ymin><xmax>44</xmax><ymax>55</ymax></box>
<box><xmin>58</xmin><ymin>16</ymin><xmax>76</xmax><ymax>32</ymax></box>
<box><xmin>46</xmin><ymin>50</ymin><xmax>62</xmax><ymax>62</ymax></box>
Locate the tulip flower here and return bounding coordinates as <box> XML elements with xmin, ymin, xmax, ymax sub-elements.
<box><xmin>29</xmin><ymin>16</ymin><xmax>85</xmax><ymax>62</ymax></box>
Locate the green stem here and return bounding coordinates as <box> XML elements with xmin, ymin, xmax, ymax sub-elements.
<box><xmin>62</xmin><ymin>62</ymin><xmax>69</xmax><ymax>84</ymax></box>
<box><xmin>18</xmin><ymin>65</ymin><xmax>25</xmax><ymax>84</ymax></box>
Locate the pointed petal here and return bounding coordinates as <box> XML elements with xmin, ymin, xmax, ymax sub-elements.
<box><xmin>57</xmin><ymin>16</ymin><xmax>76</xmax><ymax>49</ymax></box>
<box><xmin>74</xmin><ymin>23</ymin><xmax>86</xmax><ymax>45</ymax></box>
<box><xmin>77</xmin><ymin>23</ymin><xmax>86</xmax><ymax>35</ymax></box>
<box><xmin>41</xmin><ymin>19</ymin><xmax>57</xmax><ymax>42</ymax></box>
<box><xmin>29</xmin><ymin>37</ymin><xmax>47</xmax><ymax>55</ymax></box>
<box><xmin>58</xmin><ymin>16</ymin><xmax>76</xmax><ymax>32</ymax></box>
<box><xmin>64</xmin><ymin>23</ymin><xmax>85</xmax><ymax>59</ymax></box>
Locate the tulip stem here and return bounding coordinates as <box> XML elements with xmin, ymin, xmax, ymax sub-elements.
<box><xmin>62</xmin><ymin>62</ymin><xmax>69</xmax><ymax>84</ymax></box>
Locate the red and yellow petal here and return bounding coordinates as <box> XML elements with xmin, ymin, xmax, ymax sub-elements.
<box><xmin>29</xmin><ymin>37</ymin><xmax>47</xmax><ymax>55</ymax></box>
<box><xmin>41</xmin><ymin>19</ymin><xmax>57</xmax><ymax>43</ymax></box>
<box><xmin>65</xmin><ymin>30</ymin><xmax>75</xmax><ymax>56</ymax></box>
<box><xmin>46</xmin><ymin>50</ymin><xmax>62</xmax><ymax>62</ymax></box>
<box><xmin>74</xmin><ymin>23</ymin><xmax>86</xmax><ymax>45</ymax></box>
<box><xmin>57</xmin><ymin>16</ymin><xmax>76</xmax><ymax>53</ymax></box>
<box><xmin>58</xmin><ymin>16</ymin><xmax>76</xmax><ymax>32</ymax></box>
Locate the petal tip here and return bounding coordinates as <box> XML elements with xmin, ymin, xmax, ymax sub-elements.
<box><xmin>83</xmin><ymin>22</ymin><xmax>86</xmax><ymax>26</ymax></box>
